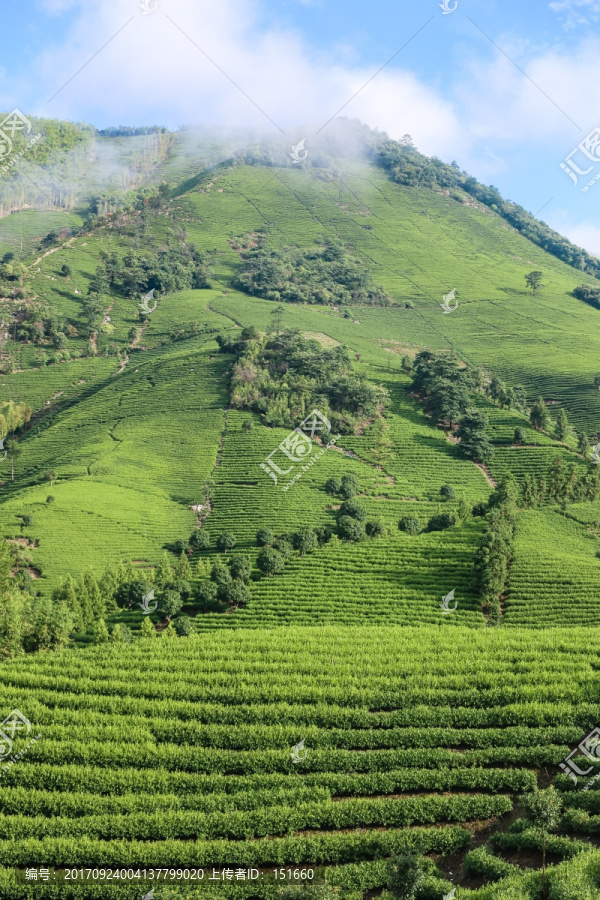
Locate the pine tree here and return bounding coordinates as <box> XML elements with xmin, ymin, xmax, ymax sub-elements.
<box><xmin>578</xmin><ymin>431</ymin><xmax>590</xmax><ymax>458</ymax></box>
<box><xmin>530</xmin><ymin>397</ymin><xmax>550</xmax><ymax>430</ymax></box>
<box><xmin>155</xmin><ymin>552</ymin><xmax>173</xmax><ymax>585</ymax></box>
<box><xmin>554</xmin><ymin>408</ymin><xmax>570</xmax><ymax>442</ymax></box>
<box><xmin>548</xmin><ymin>457</ymin><xmax>566</xmax><ymax>501</ymax></box>
<box><xmin>175</xmin><ymin>551</ymin><xmax>191</xmax><ymax>580</ymax></box>
<box><xmin>195</xmin><ymin>557</ymin><xmax>208</xmax><ymax>578</ymax></box>
<box><xmin>92</xmin><ymin>618</ymin><xmax>109</xmax><ymax>644</ymax></box>
<box><xmin>140</xmin><ymin>616</ymin><xmax>156</xmax><ymax>638</ymax></box>
<box><xmin>162</xmin><ymin>621</ymin><xmax>177</xmax><ymax>639</ymax></box>
<box><xmin>0</xmin><ymin>539</ymin><xmax>14</xmax><ymax>591</ymax></box>
<box><xmin>83</xmin><ymin>571</ymin><xmax>105</xmax><ymax>620</ymax></box>
<box><xmin>52</xmin><ymin>575</ymin><xmax>84</xmax><ymax>633</ymax></box>
<box><xmin>76</xmin><ymin>575</ymin><xmax>93</xmax><ymax>628</ymax></box>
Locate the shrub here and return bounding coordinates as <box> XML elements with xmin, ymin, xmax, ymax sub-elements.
<box><xmin>386</xmin><ymin>852</ymin><xmax>427</xmax><ymax>900</ymax></box>
<box><xmin>292</xmin><ymin>527</ymin><xmax>318</xmax><ymax>556</ymax></box>
<box><xmin>157</xmin><ymin>589</ymin><xmax>182</xmax><ymax>620</ymax></box>
<box><xmin>110</xmin><ymin>623</ymin><xmax>133</xmax><ymax>643</ymax></box>
<box><xmin>339</xmin><ymin>498</ymin><xmax>367</xmax><ymax>520</ymax></box>
<box><xmin>314</xmin><ymin>526</ymin><xmax>334</xmax><ymax>546</ymax></box>
<box><xmin>425</xmin><ymin>513</ymin><xmax>456</xmax><ymax>532</ymax></box>
<box><xmin>139</xmin><ymin>616</ymin><xmax>156</xmax><ymax>638</ymax></box>
<box><xmin>337</xmin><ymin>515</ymin><xmax>365</xmax><ymax>542</ymax></box>
<box><xmin>242</xmin><ymin>420</ymin><xmax>252</xmax><ymax>432</ymax></box>
<box><xmin>218</xmin><ymin>581</ymin><xmax>250</xmax><ymax>607</ymax></box>
<box><xmin>257</xmin><ymin>548</ymin><xmax>285</xmax><ymax>575</ymax></box>
<box><xmin>196</xmin><ymin>581</ymin><xmax>218</xmax><ymax>604</ymax></box>
<box><xmin>229</xmin><ymin>555</ymin><xmax>251</xmax><ymax>582</ymax></box>
<box><xmin>216</xmin><ymin>532</ymin><xmax>237</xmax><ymax>552</ymax></box>
<box><xmin>210</xmin><ymin>561</ymin><xmax>231</xmax><ymax>585</ymax></box>
<box><xmin>189</xmin><ymin>530</ymin><xmax>210</xmax><ymax>550</ymax></box>
<box><xmin>340</xmin><ymin>474</ymin><xmax>359</xmax><ymax>499</ymax></box>
<box><xmin>399</xmin><ymin>516</ymin><xmax>420</xmax><ymax>535</ymax></box>
<box><xmin>174</xmin><ymin>616</ymin><xmax>194</xmax><ymax>637</ymax></box>
<box><xmin>366</xmin><ymin>519</ymin><xmax>385</xmax><ymax>537</ymax></box>
<box><xmin>171</xmin><ymin>539</ymin><xmax>190</xmax><ymax>555</ymax></box>
<box><xmin>256</xmin><ymin>528</ymin><xmax>274</xmax><ymax>547</ymax></box>
<box><xmin>92</xmin><ymin>618</ymin><xmax>109</xmax><ymax>645</ymax></box>
<box><xmin>514</xmin><ymin>427</ymin><xmax>526</xmax><ymax>445</ymax></box>
<box><xmin>325</xmin><ymin>477</ymin><xmax>342</xmax><ymax>496</ymax></box>
<box><xmin>472</xmin><ymin>502</ymin><xmax>488</xmax><ymax>517</ymax></box>
<box><xmin>114</xmin><ymin>581</ymin><xmax>150</xmax><ymax>610</ymax></box>
<box><xmin>440</xmin><ymin>484</ymin><xmax>455</xmax><ymax>501</ymax></box>
<box><xmin>46</xmin><ymin>496</ymin><xmax>55</xmax><ymax>504</ymax></box>
<box><xmin>273</xmin><ymin>539</ymin><xmax>293</xmax><ymax>558</ymax></box>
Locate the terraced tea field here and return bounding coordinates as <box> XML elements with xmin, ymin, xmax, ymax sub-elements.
<box><xmin>0</xmin><ymin>627</ymin><xmax>599</xmax><ymax>898</ymax></box>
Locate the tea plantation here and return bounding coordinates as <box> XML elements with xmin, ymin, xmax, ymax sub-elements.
<box><xmin>2</xmin><ymin>132</ymin><xmax>600</xmax><ymax>898</ymax></box>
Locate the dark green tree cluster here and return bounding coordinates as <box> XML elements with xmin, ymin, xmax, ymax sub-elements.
<box><xmin>199</xmin><ymin>553</ymin><xmax>251</xmax><ymax>610</ymax></box>
<box><xmin>84</xmin><ymin>241</ymin><xmax>212</xmax><ymax>329</ymax></box>
<box><xmin>218</xmin><ymin>328</ymin><xmax>390</xmax><ymax>432</ymax></box>
<box><xmin>573</xmin><ymin>283</ymin><xmax>600</xmax><ymax>310</ymax></box>
<box><xmin>474</xmin><ymin>477</ymin><xmax>519</xmax><ymax>624</ymax></box>
<box><xmin>233</xmin><ymin>237</ymin><xmax>391</xmax><ymax>307</ymax></box>
<box><xmin>411</xmin><ymin>351</ymin><xmax>493</xmax><ymax>463</ymax></box>
<box><xmin>486</xmin><ymin>375</ymin><xmax>527</xmax><ymax>411</ymax></box>
<box><xmin>521</xmin><ymin>456</ymin><xmax>600</xmax><ymax>508</ymax></box>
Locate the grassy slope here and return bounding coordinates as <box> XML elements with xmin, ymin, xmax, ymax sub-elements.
<box><xmin>0</xmin><ymin>156</ymin><xmax>599</xmax><ymax>618</ymax></box>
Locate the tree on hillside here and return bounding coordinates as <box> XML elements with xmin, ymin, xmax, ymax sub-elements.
<box><xmin>426</xmin><ymin>379</ymin><xmax>470</xmax><ymax>426</ymax></box>
<box><xmin>520</xmin><ymin>787</ymin><xmax>562</xmax><ymax>900</ymax></box>
<box><xmin>548</xmin><ymin>456</ymin><xmax>566</xmax><ymax>501</ymax></box>
<box><xmin>457</xmin><ymin>409</ymin><xmax>493</xmax><ymax>463</ymax></box>
<box><xmin>525</xmin><ymin>271</ymin><xmax>543</xmax><ymax>293</ymax></box>
<box><xmin>216</xmin><ymin>532</ymin><xmax>236</xmax><ymax>553</ymax></box>
<box><xmin>578</xmin><ymin>432</ymin><xmax>590</xmax><ymax>457</ymax></box>
<box><xmin>270</xmin><ymin>305</ymin><xmax>285</xmax><ymax>335</ymax></box>
<box><xmin>81</xmin><ymin>294</ymin><xmax>105</xmax><ymax>336</ymax></box>
<box><xmin>554</xmin><ymin>408</ymin><xmax>570</xmax><ymax>442</ymax></box>
<box><xmin>140</xmin><ymin>616</ymin><xmax>156</xmax><ymax>638</ymax></box>
<box><xmin>292</xmin><ymin>527</ymin><xmax>318</xmax><ymax>556</ymax></box>
<box><xmin>514</xmin><ymin>427</ymin><xmax>525</xmax><ymax>445</ymax></box>
<box><xmin>44</xmin><ymin>469</ymin><xmax>57</xmax><ymax>486</ymax></box>
<box><xmin>6</xmin><ymin>439</ymin><xmax>21</xmax><ymax>482</ymax></box>
<box><xmin>530</xmin><ymin>396</ymin><xmax>550</xmax><ymax>430</ymax></box>
<box><xmin>229</xmin><ymin>555</ymin><xmax>251</xmax><ymax>582</ymax></box>
<box><xmin>257</xmin><ymin>548</ymin><xmax>285</xmax><ymax>576</ymax></box>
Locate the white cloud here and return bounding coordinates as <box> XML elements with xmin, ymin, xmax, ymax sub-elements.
<box><xmin>549</xmin><ymin>0</ymin><xmax>600</xmax><ymax>29</ymax></box>
<box><xmin>548</xmin><ymin>211</ymin><xmax>600</xmax><ymax>257</ymax></box>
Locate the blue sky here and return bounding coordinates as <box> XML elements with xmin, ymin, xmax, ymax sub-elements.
<box><xmin>2</xmin><ymin>0</ymin><xmax>600</xmax><ymax>252</ymax></box>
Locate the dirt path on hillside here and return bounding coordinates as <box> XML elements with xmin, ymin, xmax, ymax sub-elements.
<box><xmin>207</xmin><ymin>301</ymin><xmax>242</xmax><ymax>328</ymax></box>
<box><xmin>446</xmin><ymin>432</ymin><xmax>497</xmax><ymax>489</ymax></box>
